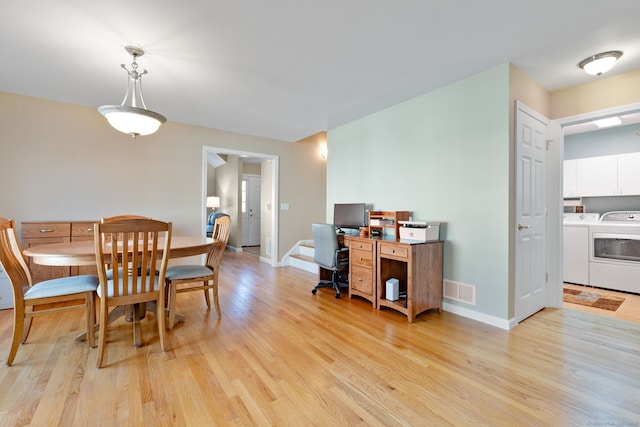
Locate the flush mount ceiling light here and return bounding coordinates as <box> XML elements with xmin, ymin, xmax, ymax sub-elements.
<box><xmin>98</xmin><ymin>46</ymin><xmax>167</xmax><ymax>138</ymax></box>
<box><xmin>578</xmin><ymin>50</ymin><xmax>623</xmax><ymax>76</ymax></box>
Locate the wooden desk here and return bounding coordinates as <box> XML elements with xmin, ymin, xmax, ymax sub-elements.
<box><xmin>345</xmin><ymin>235</ymin><xmax>443</xmax><ymax>322</ymax></box>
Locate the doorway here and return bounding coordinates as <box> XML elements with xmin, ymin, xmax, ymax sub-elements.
<box><xmin>203</xmin><ymin>146</ymin><xmax>279</xmax><ymax>266</ymax></box>
<box><xmin>555</xmin><ymin>102</ymin><xmax>640</xmax><ymax>322</ymax></box>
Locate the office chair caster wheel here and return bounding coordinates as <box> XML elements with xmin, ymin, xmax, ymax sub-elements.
<box><xmin>335</xmin><ymin>293</ymin><xmax>340</xmax><ymax>298</ymax></box>
<box><xmin>312</xmin><ymin>289</ymin><xmax>317</xmax><ymax>295</ymax></box>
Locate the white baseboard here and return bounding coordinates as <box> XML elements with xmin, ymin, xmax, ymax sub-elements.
<box><xmin>443</xmin><ymin>301</ymin><xmax>514</xmax><ymax>330</ymax></box>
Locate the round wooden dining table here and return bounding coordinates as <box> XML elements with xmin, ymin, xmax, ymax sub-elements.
<box><xmin>23</xmin><ymin>236</ymin><xmax>216</xmax><ymax>266</ymax></box>
<box><xmin>23</xmin><ymin>236</ymin><xmax>216</xmax><ymax>346</ymax></box>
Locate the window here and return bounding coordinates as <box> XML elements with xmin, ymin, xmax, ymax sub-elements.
<box><xmin>241</xmin><ymin>179</ymin><xmax>247</xmax><ymax>213</ymax></box>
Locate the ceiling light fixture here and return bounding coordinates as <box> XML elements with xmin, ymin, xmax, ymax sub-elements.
<box><xmin>578</xmin><ymin>50</ymin><xmax>623</xmax><ymax>76</ymax></box>
<box><xmin>593</xmin><ymin>117</ymin><xmax>622</xmax><ymax>128</ymax></box>
<box><xmin>98</xmin><ymin>46</ymin><xmax>167</xmax><ymax>138</ymax></box>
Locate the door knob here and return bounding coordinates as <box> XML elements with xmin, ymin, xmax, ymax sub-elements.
<box><xmin>517</xmin><ymin>224</ymin><xmax>532</xmax><ymax>231</ymax></box>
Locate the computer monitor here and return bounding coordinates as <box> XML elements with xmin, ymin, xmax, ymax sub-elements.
<box><xmin>333</xmin><ymin>203</ymin><xmax>366</xmax><ymax>232</ymax></box>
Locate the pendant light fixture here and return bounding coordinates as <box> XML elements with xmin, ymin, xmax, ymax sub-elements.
<box><xmin>98</xmin><ymin>46</ymin><xmax>167</xmax><ymax>138</ymax></box>
<box><xmin>578</xmin><ymin>50</ymin><xmax>623</xmax><ymax>76</ymax></box>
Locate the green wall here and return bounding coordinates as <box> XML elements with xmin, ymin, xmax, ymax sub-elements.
<box><xmin>327</xmin><ymin>64</ymin><xmax>511</xmax><ymax>320</ymax></box>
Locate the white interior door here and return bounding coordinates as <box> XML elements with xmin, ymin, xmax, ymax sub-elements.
<box><xmin>515</xmin><ymin>101</ymin><xmax>548</xmax><ymax>323</ymax></box>
<box><xmin>242</xmin><ymin>175</ymin><xmax>261</xmax><ymax>246</ymax></box>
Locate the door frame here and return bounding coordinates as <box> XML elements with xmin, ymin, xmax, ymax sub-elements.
<box><xmin>548</xmin><ymin>101</ymin><xmax>640</xmax><ymax>307</ymax></box>
<box><xmin>203</xmin><ymin>146</ymin><xmax>279</xmax><ymax>267</ymax></box>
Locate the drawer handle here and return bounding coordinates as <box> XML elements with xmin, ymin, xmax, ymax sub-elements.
<box><xmin>359</xmin><ymin>257</ymin><xmax>363</xmax><ymax>261</ymax></box>
<box><xmin>358</xmin><ymin>278</ymin><xmax>363</xmax><ymax>282</ymax></box>
<box><xmin>390</xmin><ymin>249</ymin><xmax>395</xmax><ymax>253</ymax></box>
<box><xmin>87</xmin><ymin>228</ymin><xmax>93</xmax><ymax>232</ymax></box>
<box><xmin>40</xmin><ymin>229</ymin><xmax>53</xmax><ymax>233</ymax></box>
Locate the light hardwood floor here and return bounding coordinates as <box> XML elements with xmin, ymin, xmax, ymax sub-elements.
<box><xmin>1</xmin><ymin>251</ymin><xmax>639</xmax><ymax>426</ymax></box>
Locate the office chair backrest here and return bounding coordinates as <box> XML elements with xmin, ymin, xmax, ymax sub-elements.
<box><xmin>312</xmin><ymin>223</ymin><xmax>339</xmax><ymax>269</ymax></box>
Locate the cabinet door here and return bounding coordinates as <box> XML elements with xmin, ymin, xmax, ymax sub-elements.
<box><xmin>562</xmin><ymin>225</ymin><xmax>589</xmax><ymax>285</ymax></box>
<box><xmin>563</xmin><ymin>159</ymin><xmax>578</xmax><ymax>198</ymax></box>
<box><xmin>576</xmin><ymin>155</ymin><xmax>617</xmax><ymax>196</ymax></box>
<box><xmin>617</xmin><ymin>152</ymin><xmax>640</xmax><ymax>195</ymax></box>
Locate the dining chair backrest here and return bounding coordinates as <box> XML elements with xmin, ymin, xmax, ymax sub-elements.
<box><xmin>101</xmin><ymin>215</ymin><xmax>152</xmax><ymax>243</ymax></box>
<box><xmin>101</xmin><ymin>215</ymin><xmax>151</xmax><ymax>222</ymax></box>
<box><xmin>94</xmin><ymin>218</ymin><xmax>171</xmax><ymax>301</ymax></box>
<box><xmin>207</xmin><ymin>215</ymin><xmax>231</xmax><ymax>270</ymax></box>
<box><xmin>0</xmin><ymin>218</ymin><xmax>31</xmax><ymax>304</ymax></box>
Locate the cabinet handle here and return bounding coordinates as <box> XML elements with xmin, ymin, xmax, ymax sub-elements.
<box><xmin>40</xmin><ymin>229</ymin><xmax>53</xmax><ymax>233</ymax></box>
<box><xmin>359</xmin><ymin>257</ymin><xmax>363</xmax><ymax>261</ymax></box>
<box><xmin>87</xmin><ymin>228</ymin><xmax>93</xmax><ymax>232</ymax></box>
<box><xmin>391</xmin><ymin>249</ymin><xmax>395</xmax><ymax>253</ymax></box>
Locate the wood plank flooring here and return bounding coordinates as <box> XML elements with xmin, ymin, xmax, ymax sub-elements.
<box><xmin>1</xmin><ymin>251</ymin><xmax>639</xmax><ymax>426</ymax></box>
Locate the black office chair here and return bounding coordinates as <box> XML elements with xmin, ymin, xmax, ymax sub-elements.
<box><xmin>311</xmin><ymin>223</ymin><xmax>349</xmax><ymax>298</ymax></box>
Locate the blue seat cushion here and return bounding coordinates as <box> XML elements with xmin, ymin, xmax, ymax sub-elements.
<box><xmin>24</xmin><ymin>275</ymin><xmax>98</xmax><ymax>300</ymax></box>
<box><xmin>165</xmin><ymin>265</ymin><xmax>213</xmax><ymax>280</ymax></box>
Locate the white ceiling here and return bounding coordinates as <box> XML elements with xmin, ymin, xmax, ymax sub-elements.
<box><xmin>3</xmin><ymin>1</ymin><xmax>640</xmax><ymax>142</ymax></box>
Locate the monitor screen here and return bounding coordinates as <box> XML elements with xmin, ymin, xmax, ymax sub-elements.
<box><xmin>333</xmin><ymin>203</ymin><xmax>366</xmax><ymax>230</ymax></box>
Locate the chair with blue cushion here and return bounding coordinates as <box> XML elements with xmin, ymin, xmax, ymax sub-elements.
<box><xmin>166</xmin><ymin>215</ymin><xmax>231</xmax><ymax>329</ymax></box>
<box><xmin>0</xmin><ymin>217</ymin><xmax>98</xmax><ymax>366</ymax></box>
<box><xmin>93</xmin><ymin>217</ymin><xmax>172</xmax><ymax>368</ymax></box>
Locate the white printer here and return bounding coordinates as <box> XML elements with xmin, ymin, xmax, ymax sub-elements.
<box><xmin>398</xmin><ymin>220</ymin><xmax>440</xmax><ymax>242</ymax></box>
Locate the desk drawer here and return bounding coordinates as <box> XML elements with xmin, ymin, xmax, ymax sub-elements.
<box><xmin>379</xmin><ymin>243</ymin><xmax>408</xmax><ymax>259</ymax></box>
<box><xmin>22</xmin><ymin>222</ymin><xmax>70</xmax><ymax>238</ymax></box>
<box><xmin>72</xmin><ymin>222</ymin><xmax>97</xmax><ymax>240</ymax></box>
<box><xmin>351</xmin><ymin>248</ymin><xmax>374</xmax><ymax>268</ymax></box>
<box><xmin>350</xmin><ymin>265</ymin><xmax>373</xmax><ymax>294</ymax></box>
<box><xmin>350</xmin><ymin>240</ymin><xmax>373</xmax><ymax>252</ymax></box>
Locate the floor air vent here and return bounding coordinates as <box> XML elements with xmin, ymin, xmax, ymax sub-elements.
<box><xmin>443</xmin><ymin>280</ymin><xmax>476</xmax><ymax>305</ymax></box>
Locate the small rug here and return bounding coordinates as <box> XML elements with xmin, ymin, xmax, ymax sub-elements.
<box><xmin>563</xmin><ymin>288</ymin><xmax>625</xmax><ymax>311</ymax></box>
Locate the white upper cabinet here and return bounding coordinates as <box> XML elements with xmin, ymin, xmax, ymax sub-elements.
<box><xmin>617</xmin><ymin>152</ymin><xmax>640</xmax><ymax>195</ymax></box>
<box><xmin>563</xmin><ymin>159</ymin><xmax>578</xmax><ymax>198</ymax></box>
<box><xmin>575</xmin><ymin>155</ymin><xmax>618</xmax><ymax>196</ymax></box>
<box><xmin>567</xmin><ymin>152</ymin><xmax>640</xmax><ymax>197</ymax></box>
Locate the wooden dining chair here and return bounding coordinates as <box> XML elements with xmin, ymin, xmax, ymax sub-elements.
<box><xmin>0</xmin><ymin>217</ymin><xmax>98</xmax><ymax>366</ymax></box>
<box><xmin>93</xmin><ymin>217</ymin><xmax>171</xmax><ymax>368</ymax></box>
<box><xmin>101</xmin><ymin>214</ymin><xmax>155</xmax><ymax>320</ymax></box>
<box><xmin>165</xmin><ymin>215</ymin><xmax>231</xmax><ymax>329</ymax></box>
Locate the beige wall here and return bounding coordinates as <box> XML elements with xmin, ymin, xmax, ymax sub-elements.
<box><xmin>0</xmin><ymin>91</ymin><xmax>327</xmax><ymax>261</ymax></box>
<box><xmin>550</xmin><ymin>69</ymin><xmax>640</xmax><ymax>119</ymax></box>
<box><xmin>215</xmin><ymin>156</ymin><xmax>242</xmax><ymax>248</ymax></box>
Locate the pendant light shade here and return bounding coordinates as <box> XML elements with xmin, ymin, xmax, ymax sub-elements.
<box><xmin>98</xmin><ymin>46</ymin><xmax>167</xmax><ymax>138</ymax></box>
